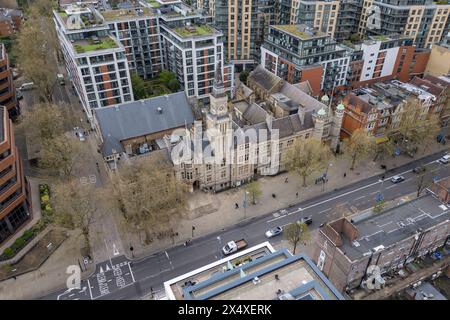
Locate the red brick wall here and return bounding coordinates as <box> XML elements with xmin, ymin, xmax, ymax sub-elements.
<box><xmin>300</xmin><ymin>65</ymin><xmax>323</xmax><ymax>97</ymax></box>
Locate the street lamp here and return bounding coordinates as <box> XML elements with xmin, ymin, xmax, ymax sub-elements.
<box><xmin>192</xmin><ymin>225</ymin><xmax>195</xmax><ymax>238</ymax></box>
<box><xmin>216</xmin><ymin>236</ymin><xmax>222</xmax><ymax>260</ymax></box>
<box><xmin>322</xmin><ymin>163</ymin><xmax>333</xmax><ymax>192</ymax></box>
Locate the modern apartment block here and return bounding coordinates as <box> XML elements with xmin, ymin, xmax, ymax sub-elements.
<box><xmin>0</xmin><ymin>44</ymin><xmax>18</xmax><ymax>116</ymax></box>
<box><xmin>342</xmin><ymin>35</ymin><xmax>429</xmax><ymax>88</ymax></box>
<box><xmin>279</xmin><ymin>0</ymin><xmax>450</xmax><ymax>49</ymax></box>
<box><xmin>103</xmin><ymin>7</ymin><xmax>163</xmax><ymax>79</ymax></box>
<box><xmin>156</xmin><ymin>1</ymin><xmax>234</xmax><ymax>103</ymax></box>
<box><xmin>53</xmin><ymin>5</ymin><xmax>134</xmax><ymax>119</ymax></box>
<box><xmin>361</xmin><ymin>0</ymin><xmax>450</xmax><ymax>49</ymax></box>
<box><xmin>0</xmin><ymin>106</ymin><xmax>32</xmax><ymax>245</ymax></box>
<box><xmin>196</xmin><ymin>0</ymin><xmax>278</xmax><ymax>70</ymax></box>
<box><xmin>0</xmin><ymin>8</ymin><xmax>22</xmax><ymax>37</ymax></box>
<box><xmin>313</xmin><ymin>189</ymin><xmax>450</xmax><ymax>293</ymax></box>
<box><xmin>261</xmin><ymin>24</ymin><xmax>351</xmax><ymax>94</ymax></box>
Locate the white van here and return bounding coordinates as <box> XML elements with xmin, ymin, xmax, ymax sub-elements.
<box><xmin>19</xmin><ymin>82</ymin><xmax>36</xmax><ymax>91</ymax></box>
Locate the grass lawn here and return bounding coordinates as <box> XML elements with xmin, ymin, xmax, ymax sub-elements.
<box><xmin>74</xmin><ymin>38</ymin><xmax>117</xmax><ymax>53</ymax></box>
<box><xmin>174</xmin><ymin>25</ymin><xmax>213</xmax><ymax>37</ymax></box>
<box><xmin>146</xmin><ymin>0</ymin><xmax>161</xmax><ymax>8</ymax></box>
<box><xmin>144</xmin><ymin>80</ymin><xmax>172</xmax><ymax>97</ymax></box>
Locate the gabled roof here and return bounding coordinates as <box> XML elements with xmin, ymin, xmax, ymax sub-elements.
<box><xmin>410</xmin><ymin>77</ymin><xmax>445</xmax><ymax>96</ymax></box>
<box><xmin>248</xmin><ymin>65</ymin><xmax>283</xmax><ymax>92</ymax></box>
<box><xmin>280</xmin><ymin>82</ymin><xmax>327</xmax><ymax>112</ymax></box>
<box><xmin>242</xmin><ymin>103</ymin><xmax>268</xmax><ymax>124</ymax></box>
<box><xmin>95</xmin><ymin>92</ymin><xmax>195</xmax><ymax>150</ymax></box>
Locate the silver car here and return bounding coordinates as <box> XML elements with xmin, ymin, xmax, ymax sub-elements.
<box><xmin>265</xmin><ymin>226</ymin><xmax>283</xmax><ymax>238</ymax></box>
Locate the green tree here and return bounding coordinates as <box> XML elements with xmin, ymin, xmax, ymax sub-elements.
<box><xmin>373</xmin><ymin>199</ymin><xmax>385</xmax><ymax>214</ymax></box>
<box><xmin>373</xmin><ymin>138</ymin><xmax>395</xmax><ymax>162</ymax></box>
<box><xmin>285</xmin><ymin>138</ymin><xmax>332</xmax><ymax>187</ymax></box>
<box><xmin>391</xmin><ymin>98</ymin><xmax>440</xmax><ymax>157</ymax></box>
<box><xmin>344</xmin><ymin>128</ymin><xmax>376</xmax><ymax>170</ymax></box>
<box><xmin>131</xmin><ymin>73</ymin><xmax>148</xmax><ymax>100</ymax></box>
<box><xmin>284</xmin><ymin>222</ymin><xmax>311</xmax><ymax>254</ymax></box>
<box><xmin>246</xmin><ymin>181</ymin><xmax>262</xmax><ymax>205</ymax></box>
<box><xmin>168</xmin><ymin>78</ymin><xmax>181</xmax><ymax>92</ymax></box>
<box><xmin>239</xmin><ymin>70</ymin><xmax>250</xmax><ymax>84</ymax></box>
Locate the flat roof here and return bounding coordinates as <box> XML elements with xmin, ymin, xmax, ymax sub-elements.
<box><xmin>101</xmin><ymin>7</ymin><xmax>155</xmax><ymax>20</ymax></box>
<box><xmin>272</xmin><ymin>25</ymin><xmax>327</xmax><ymax>40</ymax></box>
<box><xmin>72</xmin><ymin>36</ymin><xmax>119</xmax><ymax>53</ymax></box>
<box><xmin>172</xmin><ymin>25</ymin><xmax>217</xmax><ymax>38</ymax></box>
<box><xmin>164</xmin><ymin>243</ymin><xmax>343</xmax><ymax>300</ymax></box>
<box><xmin>342</xmin><ymin>193</ymin><xmax>450</xmax><ymax>261</ymax></box>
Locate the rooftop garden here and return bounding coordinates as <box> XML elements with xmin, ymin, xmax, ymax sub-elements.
<box><xmin>273</xmin><ymin>25</ymin><xmax>324</xmax><ymax>40</ymax></box>
<box><xmin>146</xmin><ymin>0</ymin><xmax>161</xmax><ymax>8</ymax></box>
<box><xmin>73</xmin><ymin>38</ymin><xmax>118</xmax><ymax>53</ymax></box>
<box><xmin>372</xmin><ymin>35</ymin><xmax>389</xmax><ymax>41</ymax></box>
<box><xmin>102</xmin><ymin>7</ymin><xmax>153</xmax><ymax>20</ymax></box>
<box><xmin>174</xmin><ymin>25</ymin><xmax>214</xmax><ymax>38</ymax></box>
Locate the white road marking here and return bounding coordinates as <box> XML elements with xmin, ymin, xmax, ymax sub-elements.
<box><xmin>378</xmin><ymin>221</ymin><xmax>393</xmax><ymax>228</ymax></box>
<box><xmin>385</xmin><ymin>184</ymin><xmax>397</xmax><ymax>190</ymax></box>
<box><xmin>68</xmin><ymin>293</ymin><xmax>75</xmax><ymax>298</ymax></box>
<box><xmin>87</xmin><ymin>279</ymin><xmax>93</xmax><ymax>300</ymax></box>
<box><xmin>319</xmin><ymin>208</ymin><xmax>332</xmax><ymax>214</ymax></box>
<box><xmin>267</xmin><ymin>215</ymin><xmax>284</xmax><ymax>223</ymax></box>
<box><xmin>353</xmin><ymin>195</ymin><xmax>366</xmax><ymax>201</ymax></box>
<box><xmin>128</xmin><ymin>262</ymin><xmax>136</xmax><ymax>283</ymax></box>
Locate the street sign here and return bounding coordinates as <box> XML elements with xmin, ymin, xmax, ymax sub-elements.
<box><xmin>375</xmin><ymin>193</ymin><xmax>384</xmax><ymax>202</ymax></box>
<box><xmin>395</xmin><ymin>148</ymin><xmax>401</xmax><ymax>156</ymax></box>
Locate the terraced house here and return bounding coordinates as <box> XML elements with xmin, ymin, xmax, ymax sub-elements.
<box><xmin>0</xmin><ymin>106</ymin><xmax>31</xmax><ymax>245</ymax></box>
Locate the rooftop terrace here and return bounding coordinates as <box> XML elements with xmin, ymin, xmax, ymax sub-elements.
<box><xmin>272</xmin><ymin>25</ymin><xmax>327</xmax><ymax>40</ymax></box>
<box><xmin>172</xmin><ymin>25</ymin><xmax>215</xmax><ymax>38</ymax></box>
<box><xmin>101</xmin><ymin>7</ymin><xmax>154</xmax><ymax>20</ymax></box>
<box><xmin>72</xmin><ymin>36</ymin><xmax>118</xmax><ymax>53</ymax></box>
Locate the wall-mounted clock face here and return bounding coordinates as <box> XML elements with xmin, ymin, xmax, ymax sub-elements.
<box><xmin>219</xmin><ymin>105</ymin><xmax>225</xmax><ymax>113</ymax></box>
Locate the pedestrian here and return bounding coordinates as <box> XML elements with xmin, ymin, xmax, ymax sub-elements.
<box><xmin>343</xmin><ymin>172</ymin><xmax>347</xmax><ymax>178</ymax></box>
<box><xmin>285</xmin><ymin>177</ymin><xmax>288</xmax><ymax>183</ymax></box>
<box><xmin>296</xmin><ymin>192</ymin><xmax>298</xmax><ymax>198</ymax></box>
<box><xmin>13</xmin><ymin>276</ymin><xmax>16</xmax><ymax>280</ymax></box>
<box><xmin>235</xmin><ymin>203</ymin><xmax>239</xmax><ymax>209</ymax></box>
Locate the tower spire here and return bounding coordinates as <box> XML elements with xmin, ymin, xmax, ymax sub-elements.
<box><xmin>213</xmin><ymin>60</ymin><xmax>224</xmax><ymax>94</ymax></box>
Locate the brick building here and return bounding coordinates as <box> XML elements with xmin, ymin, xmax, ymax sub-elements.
<box><xmin>0</xmin><ymin>8</ymin><xmax>22</xmax><ymax>37</ymax></box>
<box><xmin>313</xmin><ymin>191</ymin><xmax>450</xmax><ymax>293</ymax></box>
<box><xmin>0</xmin><ymin>106</ymin><xmax>32</xmax><ymax>245</ymax></box>
<box><xmin>0</xmin><ymin>43</ymin><xmax>18</xmax><ymax>116</ymax></box>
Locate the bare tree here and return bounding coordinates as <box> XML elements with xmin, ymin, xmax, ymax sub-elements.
<box><xmin>51</xmin><ymin>180</ymin><xmax>98</xmax><ymax>252</ymax></box>
<box><xmin>110</xmin><ymin>154</ymin><xmax>189</xmax><ymax>244</ymax></box>
<box><xmin>39</xmin><ymin>135</ymin><xmax>88</xmax><ymax>179</ymax></box>
<box><xmin>283</xmin><ymin>222</ymin><xmax>310</xmax><ymax>255</ymax></box>
<box><xmin>16</xmin><ymin>0</ymin><xmax>59</xmax><ymax>102</ymax></box>
<box><xmin>344</xmin><ymin>128</ymin><xmax>376</xmax><ymax>170</ymax></box>
<box><xmin>285</xmin><ymin>138</ymin><xmax>332</xmax><ymax>187</ymax></box>
<box><xmin>392</xmin><ymin>98</ymin><xmax>440</xmax><ymax>157</ymax></box>
<box><xmin>416</xmin><ymin>170</ymin><xmax>436</xmax><ymax>198</ymax></box>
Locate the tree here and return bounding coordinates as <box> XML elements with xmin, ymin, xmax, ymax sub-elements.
<box><xmin>344</xmin><ymin>128</ymin><xmax>376</xmax><ymax>170</ymax></box>
<box><xmin>168</xmin><ymin>78</ymin><xmax>181</xmax><ymax>92</ymax></box>
<box><xmin>373</xmin><ymin>199</ymin><xmax>385</xmax><ymax>214</ymax></box>
<box><xmin>285</xmin><ymin>138</ymin><xmax>332</xmax><ymax>187</ymax></box>
<box><xmin>39</xmin><ymin>135</ymin><xmax>88</xmax><ymax>179</ymax></box>
<box><xmin>19</xmin><ymin>103</ymin><xmax>76</xmax><ymax>141</ymax></box>
<box><xmin>392</xmin><ymin>98</ymin><xmax>440</xmax><ymax>156</ymax></box>
<box><xmin>246</xmin><ymin>180</ymin><xmax>262</xmax><ymax>205</ymax></box>
<box><xmin>15</xmin><ymin>0</ymin><xmax>59</xmax><ymax>102</ymax></box>
<box><xmin>284</xmin><ymin>222</ymin><xmax>311</xmax><ymax>255</ymax></box>
<box><xmin>51</xmin><ymin>180</ymin><xmax>98</xmax><ymax>253</ymax></box>
<box><xmin>239</xmin><ymin>70</ymin><xmax>250</xmax><ymax>84</ymax></box>
<box><xmin>131</xmin><ymin>73</ymin><xmax>148</xmax><ymax>100</ymax></box>
<box><xmin>110</xmin><ymin>154</ymin><xmax>189</xmax><ymax>244</ymax></box>
<box><xmin>158</xmin><ymin>70</ymin><xmax>179</xmax><ymax>92</ymax></box>
<box><xmin>416</xmin><ymin>170</ymin><xmax>436</xmax><ymax>198</ymax></box>
<box><xmin>373</xmin><ymin>138</ymin><xmax>395</xmax><ymax>162</ymax></box>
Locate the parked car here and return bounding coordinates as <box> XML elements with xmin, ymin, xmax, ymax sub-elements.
<box><xmin>57</xmin><ymin>73</ymin><xmax>65</xmax><ymax>85</ymax></box>
<box><xmin>18</xmin><ymin>82</ymin><xmax>36</xmax><ymax>91</ymax></box>
<box><xmin>412</xmin><ymin>166</ymin><xmax>426</xmax><ymax>174</ymax></box>
<box><xmin>390</xmin><ymin>175</ymin><xmax>405</xmax><ymax>183</ymax></box>
<box><xmin>265</xmin><ymin>226</ymin><xmax>283</xmax><ymax>238</ymax></box>
<box><xmin>299</xmin><ymin>216</ymin><xmax>313</xmax><ymax>226</ymax></box>
<box><xmin>438</xmin><ymin>154</ymin><xmax>450</xmax><ymax>164</ymax></box>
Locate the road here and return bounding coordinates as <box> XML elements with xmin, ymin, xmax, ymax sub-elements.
<box><xmin>38</xmin><ymin>150</ymin><xmax>450</xmax><ymax>300</ymax></box>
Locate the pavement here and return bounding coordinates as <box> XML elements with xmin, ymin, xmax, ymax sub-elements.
<box><xmin>36</xmin><ymin>149</ymin><xmax>450</xmax><ymax>300</ymax></box>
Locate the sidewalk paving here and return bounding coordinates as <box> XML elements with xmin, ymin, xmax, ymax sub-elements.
<box><xmin>0</xmin><ymin>229</ymin><xmax>94</xmax><ymax>300</ymax></box>
<box><xmin>123</xmin><ymin>143</ymin><xmax>449</xmax><ymax>259</ymax></box>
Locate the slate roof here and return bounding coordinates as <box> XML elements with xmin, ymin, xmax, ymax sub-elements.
<box><xmin>248</xmin><ymin>65</ymin><xmax>282</xmax><ymax>92</ymax></box>
<box><xmin>280</xmin><ymin>82</ymin><xmax>327</xmax><ymax>112</ymax></box>
<box><xmin>294</xmin><ymin>81</ymin><xmax>313</xmax><ymax>95</ymax></box>
<box><xmin>271</xmin><ymin>111</ymin><xmax>315</xmax><ymax>138</ymax></box>
<box><xmin>242</xmin><ymin>103</ymin><xmax>268</xmax><ymax>124</ymax></box>
<box><xmin>95</xmin><ymin>92</ymin><xmax>195</xmax><ymax>156</ymax></box>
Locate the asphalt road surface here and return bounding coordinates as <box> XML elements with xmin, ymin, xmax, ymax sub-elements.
<box><xmin>40</xmin><ymin>150</ymin><xmax>450</xmax><ymax>300</ymax></box>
